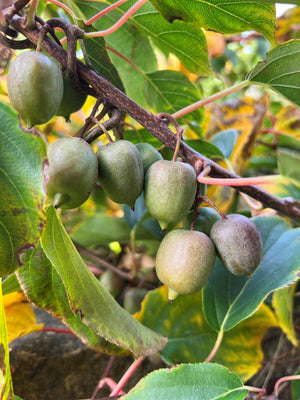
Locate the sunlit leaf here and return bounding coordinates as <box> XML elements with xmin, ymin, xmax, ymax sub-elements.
<box><xmin>203</xmin><ymin>216</ymin><xmax>300</xmax><ymax>332</ymax></box>
<box><xmin>275</xmin><ymin>6</ymin><xmax>300</xmax><ymax>44</ymax></box>
<box><xmin>67</xmin><ymin>0</ymin><xmax>211</xmax><ymax>111</ymax></box>
<box><xmin>248</xmin><ymin>39</ymin><xmax>300</xmax><ymax>107</ymax></box>
<box><xmin>204</xmin><ymin>95</ymin><xmax>268</xmax><ymax>211</ymax></box>
<box><xmin>41</xmin><ymin>206</ymin><xmax>167</xmax><ymax>357</ymax></box>
<box><xmin>79</xmin><ymin>23</ymin><xmax>125</xmax><ymax>91</ymax></box>
<box><xmin>144</xmin><ymin>70</ymin><xmax>203</xmax><ymax>124</ymax></box>
<box><xmin>123</xmin><ymin>362</ymin><xmax>249</xmax><ymax>400</ymax></box>
<box><xmin>277</xmin><ymin>147</ymin><xmax>300</xmax><ymax>184</ymax></box>
<box><xmin>132</xmin><ymin>2</ymin><xmax>211</xmax><ymax>75</ymax></box>
<box><xmin>0</xmin><ymin>102</ymin><xmax>46</xmax><ymax>276</ymax></box>
<box><xmin>0</xmin><ymin>281</ymin><xmax>15</xmax><ymax>400</ymax></box>
<box><xmin>272</xmin><ymin>282</ymin><xmax>298</xmax><ymax>346</ymax></box>
<box><xmin>259</xmin><ymin>178</ymin><xmax>300</xmax><ymax>201</ymax></box>
<box><xmin>150</xmin><ymin>0</ymin><xmax>275</xmax><ymax>44</ymax></box>
<box><xmin>135</xmin><ymin>286</ymin><xmax>278</xmax><ymax>381</ymax></box>
<box><xmin>2</xmin><ymin>275</ymin><xmax>21</xmax><ymax>296</ymax></box>
<box><xmin>3</xmin><ymin>292</ymin><xmax>43</xmax><ymax>343</ymax></box>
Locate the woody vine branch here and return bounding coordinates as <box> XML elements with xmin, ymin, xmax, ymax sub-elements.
<box><xmin>1</xmin><ymin>12</ymin><xmax>300</xmax><ymax>223</ymax></box>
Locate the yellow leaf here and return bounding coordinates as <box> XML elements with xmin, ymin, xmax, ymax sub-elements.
<box><xmin>135</xmin><ymin>286</ymin><xmax>278</xmax><ymax>382</ymax></box>
<box><xmin>275</xmin><ymin>7</ymin><xmax>300</xmax><ymax>44</ymax></box>
<box><xmin>217</xmin><ymin>303</ymin><xmax>278</xmax><ymax>381</ymax></box>
<box><xmin>3</xmin><ymin>292</ymin><xmax>43</xmax><ymax>343</ymax></box>
<box><xmin>275</xmin><ymin>105</ymin><xmax>300</xmax><ymax>139</ymax></box>
<box><xmin>204</xmin><ymin>30</ymin><xmax>226</xmax><ymax>58</ymax></box>
<box><xmin>272</xmin><ymin>282</ymin><xmax>298</xmax><ymax>346</ymax></box>
<box><xmin>204</xmin><ymin>94</ymin><xmax>269</xmax><ymax>211</ymax></box>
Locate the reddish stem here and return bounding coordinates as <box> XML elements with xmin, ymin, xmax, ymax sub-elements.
<box><xmin>84</xmin><ymin>0</ymin><xmax>148</xmax><ymax>38</ymax></box>
<box><xmin>91</xmin><ymin>356</ymin><xmax>116</xmax><ymax>399</ymax></box>
<box><xmin>107</xmin><ymin>45</ymin><xmax>142</xmax><ymax>72</ymax></box>
<box><xmin>85</xmin><ymin>0</ymin><xmax>130</xmax><ymax>25</ymax></box>
<box><xmin>274</xmin><ymin>375</ymin><xmax>300</xmax><ymax>396</ymax></box>
<box><xmin>42</xmin><ymin>327</ymin><xmax>74</xmax><ymax>335</ymax></box>
<box><xmin>44</xmin><ymin>0</ymin><xmax>74</xmax><ymax>19</ymax></box>
<box><xmin>199</xmin><ymin>196</ymin><xmax>227</xmax><ymax>220</ymax></box>
<box><xmin>110</xmin><ymin>356</ymin><xmax>145</xmax><ymax>396</ymax></box>
<box><xmin>204</xmin><ymin>330</ymin><xmax>224</xmax><ymax>363</ymax></box>
<box><xmin>197</xmin><ymin>175</ymin><xmax>281</xmax><ymax>186</ymax></box>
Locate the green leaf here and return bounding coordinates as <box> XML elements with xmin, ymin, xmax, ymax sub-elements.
<box><xmin>272</xmin><ymin>282</ymin><xmax>298</xmax><ymax>346</ymax></box>
<box><xmin>184</xmin><ymin>139</ymin><xmax>225</xmax><ymax>160</ymax></box>
<box><xmin>292</xmin><ymin>367</ymin><xmax>300</xmax><ymax>400</ymax></box>
<box><xmin>131</xmin><ymin>1</ymin><xmax>211</xmax><ymax>75</ymax></box>
<box><xmin>41</xmin><ymin>206</ymin><xmax>167</xmax><ymax>357</ymax></box>
<box><xmin>68</xmin><ymin>0</ymin><xmax>210</xmax><ymax>108</ymax></box>
<box><xmin>277</xmin><ymin>147</ymin><xmax>300</xmax><ymax>184</ymax></box>
<box><xmin>70</xmin><ymin>207</ymin><xmax>162</xmax><ymax>248</ymax></box>
<box><xmin>68</xmin><ymin>0</ymin><xmax>158</xmax><ymax>108</ymax></box>
<box><xmin>2</xmin><ymin>275</ymin><xmax>21</xmax><ymax>296</ymax></box>
<box><xmin>144</xmin><ymin>70</ymin><xmax>203</xmax><ymax>123</ymax></box>
<box><xmin>0</xmin><ymin>281</ymin><xmax>15</xmax><ymax>400</ymax></box>
<box><xmin>248</xmin><ymin>39</ymin><xmax>300</xmax><ymax>107</ymax></box>
<box><xmin>70</xmin><ymin>213</ymin><xmax>131</xmax><ymax>247</ymax></box>
<box><xmin>203</xmin><ymin>216</ymin><xmax>300</xmax><ymax>332</ymax></box>
<box><xmin>122</xmin><ymin>194</ymin><xmax>163</xmax><ymax>241</ymax></box>
<box><xmin>150</xmin><ymin>0</ymin><xmax>275</xmax><ymax>45</ymax></box>
<box><xmin>17</xmin><ymin>243</ymin><xmax>126</xmax><ymax>355</ymax></box>
<box><xmin>123</xmin><ymin>362</ymin><xmax>249</xmax><ymax>400</ymax></box>
<box><xmin>136</xmin><ymin>286</ymin><xmax>278</xmax><ymax>381</ymax></box>
<box><xmin>210</xmin><ymin>129</ymin><xmax>238</xmax><ymax>159</ymax></box>
<box><xmin>79</xmin><ymin>23</ymin><xmax>125</xmax><ymax>91</ymax></box>
<box><xmin>0</xmin><ymin>101</ymin><xmax>46</xmax><ymax>276</ymax></box>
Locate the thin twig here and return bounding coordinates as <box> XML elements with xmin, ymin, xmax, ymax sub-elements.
<box><xmin>110</xmin><ymin>356</ymin><xmax>145</xmax><ymax>396</ymax></box>
<box><xmin>84</xmin><ymin>0</ymin><xmax>148</xmax><ymax>38</ymax></box>
<box><xmin>85</xmin><ymin>0</ymin><xmax>129</xmax><ymax>25</ymax></box>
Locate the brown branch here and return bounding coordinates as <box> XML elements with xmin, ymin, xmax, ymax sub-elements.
<box><xmin>5</xmin><ymin>15</ymin><xmax>300</xmax><ymax>223</ymax></box>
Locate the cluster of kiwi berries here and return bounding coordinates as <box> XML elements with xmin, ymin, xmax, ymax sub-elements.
<box><xmin>7</xmin><ymin>51</ymin><xmax>264</xmax><ymax>302</ymax></box>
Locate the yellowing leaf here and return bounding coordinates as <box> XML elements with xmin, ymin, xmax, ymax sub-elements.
<box><xmin>275</xmin><ymin>105</ymin><xmax>300</xmax><ymax>141</ymax></box>
<box><xmin>275</xmin><ymin>7</ymin><xmax>300</xmax><ymax>44</ymax></box>
<box><xmin>0</xmin><ymin>280</ymin><xmax>15</xmax><ymax>400</ymax></box>
<box><xmin>272</xmin><ymin>282</ymin><xmax>298</xmax><ymax>347</ymax></box>
<box><xmin>217</xmin><ymin>302</ymin><xmax>278</xmax><ymax>381</ymax></box>
<box><xmin>3</xmin><ymin>292</ymin><xmax>43</xmax><ymax>343</ymax></box>
<box><xmin>204</xmin><ymin>94</ymin><xmax>269</xmax><ymax>211</ymax></box>
<box><xmin>135</xmin><ymin>286</ymin><xmax>278</xmax><ymax>381</ymax></box>
<box><xmin>204</xmin><ymin>31</ymin><xmax>226</xmax><ymax>59</ymax></box>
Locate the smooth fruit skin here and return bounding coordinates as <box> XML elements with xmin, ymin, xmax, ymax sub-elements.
<box><xmin>144</xmin><ymin>160</ymin><xmax>197</xmax><ymax>229</ymax></box>
<box><xmin>155</xmin><ymin>229</ymin><xmax>216</xmax><ymax>300</ymax></box>
<box><xmin>135</xmin><ymin>143</ymin><xmax>163</xmax><ymax>173</ymax></box>
<box><xmin>210</xmin><ymin>214</ymin><xmax>263</xmax><ymax>276</ymax></box>
<box><xmin>7</xmin><ymin>51</ymin><xmax>63</xmax><ymax>127</ymax></box>
<box><xmin>45</xmin><ymin>137</ymin><xmax>98</xmax><ymax>209</ymax></box>
<box><xmin>183</xmin><ymin>207</ymin><xmax>221</xmax><ymax>236</ymax></box>
<box><xmin>96</xmin><ymin>140</ymin><xmax>144</xmax><ymax>208</ymax></box>
<box><xmin>55</xmin><ymin>73</ymin><xmax>87</xmax><ymax>120</ymax></box>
